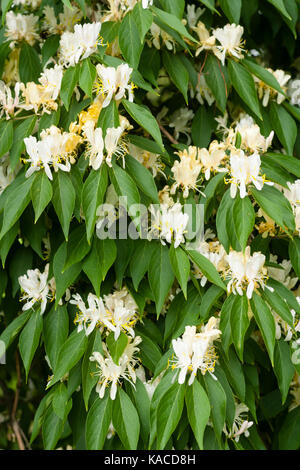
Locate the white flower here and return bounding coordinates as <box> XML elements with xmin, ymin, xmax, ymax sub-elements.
<box><xmin>0</xmin><ymin>80</ymin><xmax>20</xmax><ymax>119</ymax></box>
<box><xmin>5</xmin><ymin>11</ymin><xmax>39</xmax><ymax>46</ymax></box>
<box><xmin>23</xmin><ymin>126</ymin><xmax>81</xmax><ymax>180</ymax></box>
<box><xmin>234</xmin><ymin>114</ymin><xmax>274</xmax><ymax>154</ymax></box>
<box><xmin>191</xmin><ymin>74</ymin><xmax>215</xmax><ymax>106</ymax></box>
<box><xmin>194</xmin><ymin>233</ymin><xmax>227</xmax><ymax>286</ymax></box>
<box><xmin>103</xmin><ymin>287</ymin><xmax>139</xmax><ymax>340</ymax></box>
<box><xmin>59</xmin><ymin>22</ymin><xmax>101</xmax><ymax>67</ymax></box>
<box><xmin>224</xmin><ymin>403</ymin><xmax>253</xmax><ymax>442</ymax></box>
<box><xmin>90</xmin><ymin>337</ymin><xmax>141</xmax><ymax>400</ymax></box>
<box><xmin>267</xmin><ymin>254</ymin><xmax>298</xmax><ymax>290</ymax></box>
<box><xmin>283</xmin><ymin>180</ymin><xmax>300</xmax><ymax>233</ymax></box>
<box><xmin>149</xmin><ymin>23</ymin><xmax>176</xmax><ymax>51</ymax></box>
<box><xmin>149</xmin><ymin>202</ymin><xmax>189</xmax><ymax>248</ymax></box>
<box><xmin>43</xmin><ymin>5</ymin><xmax>83</xmax><ymax>35</ymax></box>
<box><xmin>18</xmin><ymin>264</ymin><xmax>54</xmax><ymax>314</ymax></box>
<box><xmin>169</xmin><ymin>108</ymin><xmax>194</xmax><ymax>144</ymax></box>
<box><xmin>228</xmin><ymin>149</ymin><xmax>272</xmax><ymax>199</ymax></box>
<box><xmin>212</xmin><ymin>23</ymin><xmax>244</xmax><ymax>65</ymax></box>
<box><xmin>186</xmin><ymin>5</ymin><xmax>205</xmax><ymax>29</ymax></box>
<box><xmin>0</xmin><ymin>156</ymin><xmax>15</xmax><ymax>194</ymax></box>
<box><xmin>255</xmin><ymin>68</ymin><xmax>290</xmax><ymax>107</ymax></box>
<box><xmin>171</xmin><ymin>146</ymin><xmax>202</xmax><ymax>198</ymax></box>
<box><xmin>95</xmin><ymin>63</ymin><xmax>134</xmax><ymax>108</ymax></box>
<box><xmin>288</xmin><ymin>78</ymin><xmax>300</xmax><ymax>107</ymax></box>
<box><xmin>198</xmin><ymin>141</ymin><xmax>227</xmax><ymax>180</ymax></box>
<box><xmin>142</xmin><ymin>0</ymin><xmax>153</xmax><ymax>8</ymax></box>
<box><xmin>38</xmin><ymin>65</ymin><xmax>63</xmax><ymax>102</ymax></box>
<box><xmin>105</xmin><ymin>126</ymin><xmax>125</xmax><ymax>167</ymax></box>
<box><xmin>194</xmin><ymin>21</ymin><xmax>216</xmax><ymax>57</ymax></box>
<box><xmin>70</xmin><ymin>293</ymin><xmax>113</xmax><ymax>336</ymax></box>
<box><xmin>82</xmin><ymin>120</ymin><xmax>104</xmax><ymax>170</ymax></box>
<box><xmin>224</xmin><ymin>246</ymin><xmax>268</xmax><ymax>299</ymax></box>
<box><xmin>171</xmin><ymin>318</ymin><xmax>221</xmax><ymax>385</ymax></box>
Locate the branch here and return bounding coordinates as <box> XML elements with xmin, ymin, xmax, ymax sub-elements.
<box><xmin>157</xmin><ymin>122</ymin><xmax>179</xmax><ymax>145</ymax></box>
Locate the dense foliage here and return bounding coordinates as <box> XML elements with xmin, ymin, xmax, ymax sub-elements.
<box><xmin>0</xmin><ymin>0</ymin><xmax>300</xmax><ymax>451</ymax></box>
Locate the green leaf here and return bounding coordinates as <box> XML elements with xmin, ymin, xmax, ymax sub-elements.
<box><xmin>185</xmin><ymin>379</ymin><xmax>210</xmax><ymax>450</ymax></box>
<box><xmin>261</xmin><ymin>287</ymin><xmax>294</xmax><ymax>328</ymax></box>
<box><xmin>97</xmin><ymin>98</ymin><xmax>120</xmax><ymax>137</ymax></box>
<box><xmin>218</xmin><ymin>0</ymin><xmax>241</xmax><ymax>22</ymax></box>
<box><xmin>86</xmin><ymin>394</ymin><xmax>112</xmax><ymax>450</ymax></box>
<box><xmin>125</xmin><ymin>153</ymin><xmax>159</xmax><ymax>203</ymax></box>
<box><xmin>129</xmin><ymin>239</ymin><xmax>155</xmax><ymax>290</ymax></box>
<box><xmin>19</xmin><ymin>43</ymin><xmax>42</xmax><ymax>83</ymax></box>
<box><xmin>227</xmin><ymin>59</ymin><xmax>262</xmax><ymax>120</ymax></box>
<box><xmin>53</xmin><ymin>241</ymin><xmax>81</xmax><ymax>307</ymax></box>
<box><xmin>82</xmin><ymin>330</ymin><xmax>103</xmax><ymax>409</ymax></box>
<box><xmin>106</xmin><ymin>331</ymin><xmax>128</xmax><ymax>365</ymax></box>
<box><xmin>41</xmin><ymin>35</ymin><xmax>60</xmax><ymax>68</ymax></box>
<box><xmin>31</xmin><ymin>172</ymin><xmax>53</xmax><ymax>223</ymax></box>
<box><xmin>82</xmin><ymin>166</ymin><xmax>108</xmax><ymax>242</ymax></box>
<box><xmin>266</xmin><ymin>0</ymin><xmax>291</xmax><ymax>19</ymax></box>
<box><xmin>0</xmin><ymin>176</ymin><xmax>33</xmax><ymax>240</ymax></box>
<box><xmin>63</xmin><ymin>225</ymin><xmax>90</xmax><ymax>272</ymax></box>
<box><xmin>0</xmin><ymin>120</ymin><xmax>13</xmax><ymax>158</ymax></box>
<box><xmin>289</xmin><ymin>238</ymin><xmax>300</xmax><ymax>280</ymax></box>
<box><xmin>43</xmin><ymin>305</ymin><xmax>69</xmax><ymax>371</ymax></box>
<box><xmin>0</xmin><ymin>310</ymin><xmax>31</xmax><ymax>349</ymax></box>
<box><xmin>1</xmin><ymin>0</ymin><xmax>13</xmax><ymax>24</ymax></box>
<box><xmin>112</xmin><ymin>388</ymin><xmax>140</xmax><ymax>450</ymax></box>
<box><xmin>186</xmin><ymin>249</ymin><xmax>226</xmax><ymax>290</ymax></box>
<box><xmin>132</xmin><ymin>1</ymin><xmax>153</xmax><ymax>42</ymax></box>
<box><xmin>192</xmin><ymin>105</ymin><xmax>216</xmax><ymax>149</ymax></box>
<box><xmin>109</xmin><ymin>161</ymin><xmax>141</xmax><ymax>221</ymax></box>
<box><xmin>10</xmin><ymin>115</ymin><xmax>37</xmax><ymax>170</ymax></box>
<box><xmin>52</xmin><ymin>172</ymin><xmax>76</xmax><ymax>240</ymax></box>
<box><xmin>162</xmin><ymin>50</ymin><xmax>189</xmax><ymax>103</ymax></box>
<box><xmin>251</xmin><ymin>184</ymin><xmax>295</xmax><ymax>234</ymax></box>
<box><xmin>148</xmin><ymin>243</ymin><xmax>175</xmax><ymax>316</ymax></box>
<box><xmin>219</xmin><ymin>347</ymin><xmax>246</xmax><ymax>402</ymax></box>
<box><xmin>136</xmin><ymin>331</ymin><xmax>162</xmax><ymax>373</ymax></box>
<box><xmin>52</xmin><ymin>383</ymin><xmax>69</xmax><ymax>420</ymax></box>
<box><xmin>278</xmin><ymin>407</ymin><xmax>300</xmax><ymax>450</ymax></box>
<box><xmin>156</xmin><ymin>380</ymin><xmax>185</xmax><ymax>450</ymax></box>
<box><xmin>250</xmin><ymin>292</ymin><xmax>276</xmax><ymax>365</ymax></box>
<box><xmin>169</xmin><ymin>245</ymin><xmax>190</xmax><ymax>299</ymax></box>
<box><xmin>0</xmin><ymin>222</ymin><xmax>19</xmax><ymax>267</ymax></box>
<box><xmin>122</xmin><ymin>99</ymin><xmax>164</xmax><ymax>150</ymax></box>
<box><xmin>19</xmin><ymin>309</ymin><xmax>43</xmax><ymax>380</ymax></box>
<box><xmin>151</xmin><ymin>6</ymin><xmax>197</xmax><ymax>43</ymax></box>
<box><xmin>269</xmin><ymin>101</ymin><xmax>297</xmax><ymax>155</ymax></box>
<box><xmin>230</xmin><ymin>294</ymin><xmax>250</xmax><ymax>361</ymax></box>
<box><xmin>49</xmin><ymin>329</ymin><xmax>89</xmax><ymax>387</ymax></box>
<box><xmin>232</xmin><ymin>196</ymin><xmax>255</xmax><ymax>251</ymax></box>
<box><xmin>203</xmin><ymin>373</ymin><xmax>227</xmax><ymax>443</ymax></box>
<box><xmin>198</xmin><ymin>0</ymin><xmax>219</xmax><ymax>13</ymax></box>
<box><xmin>216</xmin><ymin>190</ymin><xmax>232</xmax><ymax>253</ymax></box>
<box><xmin>265</xmin><ymin>152</ymin><xmax>300</xmax><ymax>179</ymax></box>
<box><xmin>119</xmin><ymin>11</ymin><xmax>143</xmax><ymax>68</ymax></box>
<box><xmin>204</xmin><ymin>54</ymin><xmax>228</xmax><ymax>113</ymax></box>
<box><xmin>274</xmin><ymin>340</ymin><xmax>295</xmax><ymax>404</ymax></box>
<box><xmin>60</xmin><ymin>64</ymin><xmax>80</xmax><ymax>111</ymax></box>
<box><xmin>242</xmin><ymin>58</ymin><xmax>285</xmax><ymax>96</ymax></box>
<box><xmin>83</xmin><ymin>238</ymin><xmax>116</xmax><ymax>296</ymax></box>
<box><xmin>79</xmin><ymin>58</ymin><xmax>96</xmax><ymax>97</ymax></box>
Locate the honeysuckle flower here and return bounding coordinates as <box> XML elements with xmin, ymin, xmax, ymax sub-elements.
<box><xmin>2</xmin><ymin>48</ymin><xmax>20</xmax><ymax>86</ymax></box>
<box><xmin>171</xmin><ymin>146</ymin><xmax>202</xmax><ymax>198</ymax></box>
<box><xmin>193</xmin><ymin>233</ymin><xmax>227</xmax><ymax>286</ymax></box>
<box><xmin>43</xmin><ymin>5</ymin><xmax>83</xmax><ymax>35</ymax></box>
<box><xmin>273</xmin><ymin>300</ymin><xmax>300</xmax><ymax>342</ymax></box>
<box><xmin>255</xmin><ymin>208</ymin><xmax>278</xmax><ymax>238</ymax></box>
<box><xmin>288</xmin><ymin>78</ymin><xmax>300</xmax><ymax>107</ymax></box>
<box><xmin>186</xmin><ymin>5</ymin><xmax>205</xmax><ymax>29</ymax></box>
<box><xmin>82</xmin><ymin>120</ymin><xmax>104</xmax><ymax>170</ymax></box>
<box><xmin>0</xmin><ymin>80</ymin><xmax>20</xmax><ymax>119</ymax></box>
<box><xmin>224</xmin><ymin>246</ymin><xmax>269</xmax><ymax>299</ymax></box>
<box><xmin>171</xmin><ymin>318</ymin><xmax>221</xmax><ymax>385</ymax></box>
<box><xmin>149</xmin><ymin>202</ymin><xmax>189</xmax><ymax>248</ymax></box>
<box><xmin>255</xmin><ymin>68</ymin><xmax>290</xmax><ymax>106</ymax></box>
<box><xmin>148</xmin><ymin>23</ymin><xmax>176</xmax><ymax>51</ymax></box>
<box><xmin>18</xmin><ymin>264</ymin><xmax>54</xmax><ymax>314</ymax></box>
<box><xmin>59</xmin><ymin>22</ymin><xmax>101</xmax><ymax>67</ymax></box>
<box><xmin>267</xmin><ymin>254</ymin><xmax>297</xmax><ymax>290</ymax></box>
<box><xmin>103</xmin><ymin>287</ymin><xmax>139</xmax><ymax>340</ymax></box>
<box><xmin>234</xmin><ymin>114</ymin><xmax>274</xmax><ymax>153</ymax></box>
<box><xmin>212</xmin><ymin>23</ymin><xmax>245</xmax><ymax>65</ymax></box>
<box><xmin>70</xmin><ymin>293</ymin><xmax>114</xmax><ymax>336</ymax></box>
<box><xmin>90</xmin><ymin>336</ymin><xmax>141</xmax><ymax>400</ymax></box>
<box><xmin>23</xmin><ymin>125</ymin><xmax>81</xmax><ymax>180</ymax></box>
<box><xmin>224</xmin><ymin>403</ymin><xmax>253</xmax><ymax>442</ymax></box>
<box><xmin>5</xmin><ymin>11</ymin><xmax>39</xmax><ymax>46</ymax></box>
<box><xmin>191</xmin><ymin>74</ymin><xmax>215</xmax><ymax>106</ymax></box>
<box><xmin>142</xmin><ymin>0</ymin><xmax>153</xmax><ymax>8</ymax></box>
<box><xmin>228</xmin><ymin>149</ymin><xmax>272</xmax><ymax>199</ymax></box>
<box><xmin>169</xmin><ymin>107</ymin><xmax>194</xmax><ymax>144</ymax></box>
<box><xmin>0</xmin><ymin>156</ymin><xmax>15</xmax><ymax>194</ymax></box>
<box><xmin>198</xmin><ymin>141</ymin><xmax>227</xmax><ymax>180</ymax></box>
<box><xmin>95</xmin><ymin>63</ymin><xmax>134</xmax><ymax>108</ymax></box>
<box><xmin>194</xmin><ymin>21</ymin><xmax>216</xmax><ymax>57</ymax></box>
<box><xmin>105</xmin><ymin>125</ymin><xmax>127</xmax><ymax>167</ymax></box>
<box><xmin>13</xmin><ymin>0</ymin><xmax>41</xmax><ymax>7</ymax></box>
<box><xmin>283</xmin><ymin>180</ymin><xmax>300</xmax><ymax>233</ymax></box>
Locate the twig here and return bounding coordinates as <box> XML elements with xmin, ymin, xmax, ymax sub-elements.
<box><xmin>157</xmin><ymin>122</ymin><xmax>179</xmax><ymax>145</ymax></box>
<box><xmin>197</xmin><ymin>50</ymin><xmax>209</xmax><ymax>88</ymax></box>
<box><xmin>217</xmin><ymin>58</ymin><xmax>228</xmax><ymax>98</ymax></box>
<box><xmin>11</xmin><ymin>352</ymin><xmax>25</xmax><ymax>451</ymax></box>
